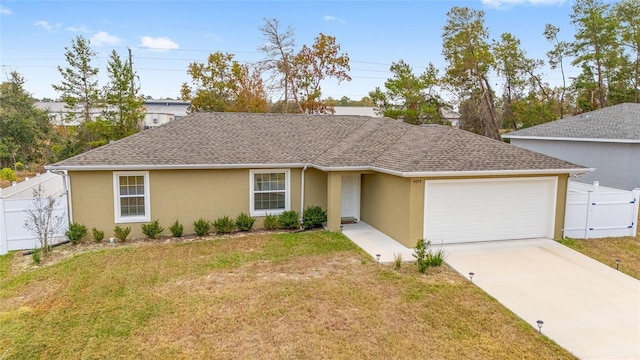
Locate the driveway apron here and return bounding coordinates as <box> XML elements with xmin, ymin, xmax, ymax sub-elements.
<box><xmin>442</xmin><ymin>238</ymin><xmax>640</xmax><ymax>360</ymax></box>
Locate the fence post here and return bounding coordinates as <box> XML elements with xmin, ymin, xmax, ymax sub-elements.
<box><xmin>0</xmin><ymin>198</ymin><xmax>6</xmax><ymax>255</ymax></box>
<box><xmin>584</xmin><ymin>190</ymin><xmax>594</xmax><ymax>239</ymax></box>
<box><xmin>632</xmin><ymin>189</ymin><xmax>640</xmax><ymax>237</ymax></box>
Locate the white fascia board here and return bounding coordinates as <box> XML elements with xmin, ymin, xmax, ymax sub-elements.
<box><xmin>46</xmin><ymin>163</ymin><xmax>594</xmax><ymax>178</ymax></box>
<box><xmin>502</xmin><ymin>135</ymin><xmax>640</xmax><ymax>143</ymax></box>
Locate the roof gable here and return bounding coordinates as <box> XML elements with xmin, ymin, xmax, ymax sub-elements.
<box><xmin>50</xmin><ymin>112</ymin><xmax>586</xmax><ymax>175</ymax></box>
<box><xmin>502</xmin><ymin>103</ymin><xmax>640</xmax><ymax>142</ymax></box>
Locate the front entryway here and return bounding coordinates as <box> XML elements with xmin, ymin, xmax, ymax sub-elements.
<box><xmin>341</xmin><ymin>174</ymin><xmax>360</xmax><ymax>220</ymax></box>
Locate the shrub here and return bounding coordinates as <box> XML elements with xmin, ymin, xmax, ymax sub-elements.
<box><xmin>15</xmin><ymin>162</ymin><xmax>25</xmax><ymax>171</ymax></box>
<box><xmin>169</xmin><ymin>219</ymin><xmax>184</xmax><ymax>237</ymax></box>
<box><xmin>213</xmin><ymin>216</ymin><xmax>236</xmax><ymax>234</ymax></box>
<box><xmin>193</xmin><ymin>218</ymin><xmax>211</xmax><ymax>236</ymax></box>
<box><xmin>92</xmin><ymin>228</ymin><xmax>105</xmax><ymax>242</ymax></box>
<box><xmin>413</xmin><ymin>238</ymin><xmax>430</xmax><ymax>273</ymax></box>
<box><xmin>0</xmin><ymin>168</ymin><xmax>17</xmax><ymax>182</ymax></box>
<box><xmin>394</xmin><ymin>252</ymin><xmax>403</xmax><ymax>270</ymax></box>
<box><xmin>32</xmin><ymin>248</ymin><xmax>42</xmax><ymax>265</ymax></box>
<box><xmin>278</xmin><ymin>210</ymin><xmax>299</xmax><ymax>229</ymax></box>
<box><xmin>263</xmin><ymin>214</ymin><xmax>280</xmax><ymax>230</ymax></box>
<box><xmin>235</xmin><ymin>212</ymin><xmax>256</xmax><ymax>232</ymax></box>
<box><xmin>66</xmin><ymin>222</ymin><xmax>87</xmax><ymax>244</ymax></box>
<box><xmin>114</xmin><ymin>225</ymin><xmax>131</xmax><ymax>242</ymax></box>
<box><xmin>302</xmin><ymin>205</ymin><xmax>327</xmax><ymax>229</ymax></box>
<box><xmin>141</xmin><ymin>219</ymin><xmax>164</xmax><ymax>239</ymax></box>
<box><xmin>413</xmin><ymin>239</ymin><xmax>446</xmax><ymax>273</ymax></box>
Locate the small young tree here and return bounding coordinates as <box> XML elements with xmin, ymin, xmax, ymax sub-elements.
<box><xmin>23</xmin><ymin>185</ymin><xmax>66</xmax><ymax>257</ymax></box>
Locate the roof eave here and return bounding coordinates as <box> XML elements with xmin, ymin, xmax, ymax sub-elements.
<box><xmin>502</xmin><ymin>135</ymin><xmax>640</xmax><ymax>143</ymax></box>
<box><xmin>47</xmin><ymin>163</ymin><xmax>593</xmax><ymax>178</ymax></box>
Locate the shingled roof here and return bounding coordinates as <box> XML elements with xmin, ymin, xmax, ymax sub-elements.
<box><xmin>502</xmin><ymin>103</ymin><xmax>640</xmax><ymax>142</ymax></box>
<box><xmin>49</xmin><ymin>112</ymin><xmax>588</xmax><ymax>176</ymax></box>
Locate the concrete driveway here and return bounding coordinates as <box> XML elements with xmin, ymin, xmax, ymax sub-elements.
<box><xmin>443</xmin><ymin>238</ymin><xmax>640</xmax><ymax>360</ymax></box>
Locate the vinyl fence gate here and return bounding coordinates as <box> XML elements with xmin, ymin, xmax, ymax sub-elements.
<box><xmin>564</xmin><ymin>181</ymin><xmax>640</xmax><ymax>239</ymax></box>
<box><xmin>0</xmin><ymin>172</ymin><xmax>69</xmax><ymax>255</ymax></box>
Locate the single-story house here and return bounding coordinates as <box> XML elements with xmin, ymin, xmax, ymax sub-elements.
<box><xmin>47</xmin><ymin>113</ymin><xmax>590</xmax><ymax>247</ymax></box>
<box><xmin>502</xmin><ymin>103</ymin><xmax>640</xmax><ymax>191</ymax></box>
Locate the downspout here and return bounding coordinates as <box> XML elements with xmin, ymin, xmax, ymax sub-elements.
<box><xmin>300</xmin><ymin>165</ymin><xmax>307</xmax><ymax>228</ymax></box>
<box><xmin>50</xmin><ymin>170</ymin><xmax>72</xmax><ymax>226</ymax></box>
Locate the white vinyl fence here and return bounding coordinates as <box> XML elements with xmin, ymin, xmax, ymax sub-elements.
<box><xmin>564</xmin><ymin>181</ymin><xmax>640</xmax><ymax>239</ymax></box>
<box><xmin>0</xmin><ymin>172</ymin><xmax>68</xmax><ymax>255</ymax></box>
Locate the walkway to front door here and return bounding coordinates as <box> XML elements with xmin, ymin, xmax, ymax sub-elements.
<box><xmin>341</xmin><ymin>222</ymin><xmax>414</xmax><ymax>263</ymax></box>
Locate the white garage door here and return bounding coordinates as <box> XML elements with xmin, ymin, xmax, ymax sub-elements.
<box><xmin>424</xmin><ymin>177</ymin><xmax>557</xmax><ymax>244</ymax></box>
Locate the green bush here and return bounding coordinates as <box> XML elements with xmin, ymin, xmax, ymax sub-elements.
<box><xmin>302</xmin><ymin>205</ymin><xmax>327</xmax><ymax>229</ymax></box>
<box><xmin>66</xmin><ymin>222</ymin><xmax>87</xmax><ymax>244</ymax></box>
<box><xmin>278</xmin><ymin>210</ymin><xmax>299</xmax><ymax>229</ymax></box>
<box><xmin>169</xmin><ymin>219</ymin><xmax>184</xmax><ymax>237</ymax></box>
<box><xmin>193</xmin><ymin>218</ymin><xmax>211</xmax><ymax>236</ymax></box>
<box><xmin>91</xmin><ymin>228</ymin><xmax>105</xmax><ymax>242</ymax></box>
<box><xmin>0</xmin><ymin>168</ymin><xmax>17</xmax><ymax>182</ymax></box>
<box><xmin>235</xmin><ymin>212</ymin><xmax>256</xmax><ymax>232</ymax></box>
<box><xmin>141</xmin><ymin>219</ymin><xmax>164</xmax><ymax>239</ymax></box>
<box><xmin>213</xmin><ymin>216</ymin><xmax>236</xmax><ymax>234</ymax></box>
<box><xmin>14</xmin><ymin>162</ymin><xmax>25</xmax><ymax>171</ymax></box>
<box><xmin>32</xmin><ymin>248</ymin><xmax>42</xmax><ymax>265</ymax></box>
<box><xmin>114</xmin><ymin>225</ymin><xmax>131</xmax><ymax>242</ymax></box>
<box><xmin>263</xmin><ymin>214</ymin><xmax>280</xmax><ymax>230</ymax></box>
<box><xmin>394</xmin><ymin>252</ymin><xmax>403</xmax><ymax>270</ymax></box>
<box><xmin>413</xmin><ymin>238</ymin><xmax>446</xmax><ymax>273</ymax></box>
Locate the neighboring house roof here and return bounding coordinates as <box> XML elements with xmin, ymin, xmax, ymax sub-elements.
<box><xmin>48</xmin><ymin>112</ymin><xmax>589</xmax><ymax>177</ymax></box>
<box><xmin>502</xmin><ymin>103</ymin><xmax>640</xmax><ymax>143</ymax></box>
<box><xmin>332</xmin><ymin>106</ymin><xmax>379</xmax><ymax>117</ymax></box>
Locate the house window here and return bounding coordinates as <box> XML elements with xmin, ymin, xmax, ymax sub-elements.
<box><xmin>250</xmin><ymin>169</ymin><xmax>290</xmax><ymax>216</ymax></box>
<box><xmin>113</xmin><ymin>171</ymin><xmax>151</xmax><ymax>223</ymax></box>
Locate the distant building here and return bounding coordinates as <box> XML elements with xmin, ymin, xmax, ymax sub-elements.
<box><xmin>35</xmin><ymin>100</ymin><xmax>191</xmax><ymax>128</ymax></box>
<box><xmin>332</xmin><ymin>106</ymin><xmax>379</xmax><ymax>117</ymax></box>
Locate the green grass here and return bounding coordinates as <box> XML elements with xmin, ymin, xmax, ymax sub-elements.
<box><xmin>0</xmin><ymin>252</ymin><xmax>11</xmax><ymax>279</ymax></box>
<box><xmin>0</xmin><ymin>231</ymin><xmax>573</xmax><ymax>359</ymax></box>
<box><xmin>559</xmin><ymin>234</ymin><xmax>640</xmax><ymax>280</ymax></box>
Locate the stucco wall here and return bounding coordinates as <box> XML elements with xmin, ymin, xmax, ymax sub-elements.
<box><xmin>511</xmin><ymin>139</ymin><xmax>639</xmax><ymax>190</ymax></box>
<box><xmin>69</xmin><ymin>168</ymin><xmax>306</xmax><ymax>239</ymax></box>
<box><xmin>361</xmin><ymin>172</ymin><xmax>413</xmax><ymax>247</ymax></box>
<box><xmin>304</xmin><ymin>168</ymin><xmax>327</xmax><ymax>210</ymax></box>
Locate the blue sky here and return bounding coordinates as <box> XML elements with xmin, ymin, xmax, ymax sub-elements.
<box><xmin>0</xmin><ymin>0</ymin><xmax>581</xmax><ymax>102</ymax></box>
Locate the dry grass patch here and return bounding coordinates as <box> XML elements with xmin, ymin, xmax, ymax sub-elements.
<box><xmin>559</xmin><ymin>235</ymin><xmax>640</xmax><ymax>280</ymax></box>
<box><xmin>1</xmin><ymin>231</ymin><xmax>573</xmax><ymax>359</ymax></box>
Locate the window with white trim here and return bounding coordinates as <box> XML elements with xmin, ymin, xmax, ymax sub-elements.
<box><xmin>113</xmin><ymin>171</ymin><xmax>151</xmax><ymax>223</ymax></box>
<box><xmin>250</xmin><ymin>169</ymin><xmax>290</xmax><ymax>216</ymax></box>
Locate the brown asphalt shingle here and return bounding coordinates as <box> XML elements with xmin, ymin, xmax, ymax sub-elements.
<box><xmin>51</xmin><ymin>112</ymin><xmax>586</xmax><ymax>174</ymax></box>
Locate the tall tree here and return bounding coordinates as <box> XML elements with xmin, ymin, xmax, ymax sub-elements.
<box><xmin>293</xmin><ymin>33</ymin><xmax>351</xmax><ymax>114</ymax></box>
<box><xmin>180</xmin><ymin>52</ymin><xmax>268</xmax><ymax>113</ymax></box>
<box><xmin>615</xmin><ymin>0</ymin><xmax>640</xmax><ymax>103</ymax></box>
<box><xmin>442</xmin><ymin>7</ymin><xmax>499</xmax><ymax>139</ymax></box>
<box><xmin>52</xmin><ymin>35</ymin><xmax>100</xmax><ymax>124</ymax></box>
<box><xmin>570</xmin><ymin>0</ymin><xmax>621</xmax><ymax>109</ymax></box>
<box><xmin>544</xmin><ymin>24</ymin><xmax>571</xmax><ymax>118</ymax></box>
<box><xmin>258</xmin><ymin>18</ymin><xmax>299</xmax><ymax>112</ymax></box>
<box><xmin>369</xmin><ymin>60</ymin><xmax>446</xmax><ymax>125</ymax></box>
<box><xmin>103</xmin><ymin>50</ymin><xmax>144</xmax><ymax>139</ymax></box>
<box><xmin>0</xmin><ymin>71</ymin><xmax>53</xmax><ymax>167</ymax></box>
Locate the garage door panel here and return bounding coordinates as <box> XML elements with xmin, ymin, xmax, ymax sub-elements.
<box><xmin>424</xmin><ymin>178</ymin><xmax>556</xmax><ymax>243</ymax></box>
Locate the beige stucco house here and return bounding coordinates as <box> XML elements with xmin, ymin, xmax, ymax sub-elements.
<box><xmin>47</xmin><ymin>113</ymin><xmax>589</xmax><ymax>247</ymax></box>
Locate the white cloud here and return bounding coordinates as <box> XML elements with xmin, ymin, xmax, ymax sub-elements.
<box><xmin>34</xmin><ymin>20</ymin><xmax>60</xmax><ymax>32</ymax></box>
<box><xmin>482</xmin><ymin>0</ymin><xmax>565</xmax><ymax>9</ymax></box>
<box><xmin>91</xmin><ymin>31</ymin><xmax>122</xmax><ymax>46</ymax></box>
<box><xmin>323</xmin><ymin>15</ymin><xmax>346</xmax><ymax>24</ymax></box>
<box><xmin>139</xmin><ymin>36</ymin><xmax>179</xmax><ymax>51</ymax></box>
<box><xmin>66</xmin><ymin>25</ymin><xmax>91</xmax><ymax>33</ymax></box>
<box><xmin>206</xmin><ymin>33</ymin><xmax>223</xmax><ymax>43</ymax></box>
<box><xmin>0</xmin><ymin>5</ymin><xmax>12</xmax><ymax>15</ymax></box>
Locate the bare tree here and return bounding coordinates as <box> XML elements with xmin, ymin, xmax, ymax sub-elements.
<box><xmin>258</xmin><ymin>18</ymin><xmax>300</xmax><ymax>112</ymax></box>
<box><xmin>23</xmin><ymin>184</ymin><xmax>66</xmax><ymax>257</ymax></box>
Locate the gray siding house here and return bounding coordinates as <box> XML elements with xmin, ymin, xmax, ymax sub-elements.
<box><xmin>502</xmin><ymin>103</ymin><xmax>640</xmax><ymax>190</ymax></box>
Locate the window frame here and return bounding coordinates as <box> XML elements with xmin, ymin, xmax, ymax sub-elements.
<box><xmin>249</xmin><ymin>169</ymin><xmax>290</xmax><ymax>217</ymax></box>
<box><xmin>113</xmin><ymin>171</ymin><xmax>151</xmax><ymax>223</ymax></box>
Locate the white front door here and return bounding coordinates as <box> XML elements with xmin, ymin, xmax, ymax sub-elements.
<box><xmin>341</xmin><ymin>174</ymin><xmax>361</xmax><ymax>220</ymax></box>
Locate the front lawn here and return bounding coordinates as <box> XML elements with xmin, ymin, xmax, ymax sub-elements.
<box><xmin>0</xmin><ymin>231</ymin><xmax>573</xmax><ymax>359</ymax></box>
<box><xmin>559</xmin><ymin>235</ymin><xmax>640</xmax><ymax>280</ymax></box>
